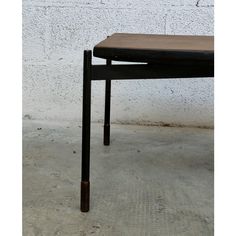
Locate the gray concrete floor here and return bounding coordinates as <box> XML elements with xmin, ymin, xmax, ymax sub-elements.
<box><xmin>23</xmin><ymin>120</ymin><xmax>214</xmax><ymax>236</ymax></box>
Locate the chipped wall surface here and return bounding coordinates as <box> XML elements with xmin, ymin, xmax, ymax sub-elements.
<box><xmin>23</xmin><ymin>0</ymin><xmax>214</xmax><ymax>127</ymax></box>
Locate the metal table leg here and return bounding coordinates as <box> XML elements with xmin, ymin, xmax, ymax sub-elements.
<box><xmin>103</xmin><ymin>59</ymin><xmax>111</xmax><ymax>145</ymax></box>
<box><xmin>81</xmin><ymin>50</ymin><xmax>92</xmax><ymax>212</ymax></box>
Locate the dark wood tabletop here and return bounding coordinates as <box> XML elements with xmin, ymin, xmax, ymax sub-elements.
<box><xmin>93</xmin><ymin>33</ymin><xmax>214</xmax><ymax>64</ymax></box>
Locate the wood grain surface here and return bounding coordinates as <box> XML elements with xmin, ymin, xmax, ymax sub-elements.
<box><xmin>93</xmin><ymin>33</ymin><xmax>214</xmax><ymax>63</ymax></box>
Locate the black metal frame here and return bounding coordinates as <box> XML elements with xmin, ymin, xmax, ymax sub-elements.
<box><xmin>80</xmin><ymin>49</ymin><xmax>214</xmax><ymax>212</ymax></box>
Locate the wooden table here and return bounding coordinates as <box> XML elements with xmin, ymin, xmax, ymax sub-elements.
<box><xmin>80</xmin><ymin>33</ymin><xmax>214</xmax><ymax>212</ymax></box>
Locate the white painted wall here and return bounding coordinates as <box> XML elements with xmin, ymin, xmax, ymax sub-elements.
<box><xmin>23</xmin><ymin>0</ymin><xmax>214</xmax><ymax>127</ymax></box>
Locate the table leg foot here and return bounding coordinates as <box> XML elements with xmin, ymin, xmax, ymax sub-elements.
<box><xmin>80</xmin><ymin>181</ymin><xmax>90</xmax><ymax>212</ymax></box>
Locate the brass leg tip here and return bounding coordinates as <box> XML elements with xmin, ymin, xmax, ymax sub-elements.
<box><xmin>80</xmin><ymin>181</ymin><xmax>90</xmax><ymax>212</ymax></box>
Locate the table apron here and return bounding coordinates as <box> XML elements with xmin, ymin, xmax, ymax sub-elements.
<box><xmin>91</xmin><ymin>64</ymin><xmax>214</xmax><ymax>80</ymax></box>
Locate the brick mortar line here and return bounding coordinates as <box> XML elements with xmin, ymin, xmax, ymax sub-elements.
<box><xmin>22</xmin><ymin>4</ymin><xmax>214</xmax><ymax>9</ymax></box>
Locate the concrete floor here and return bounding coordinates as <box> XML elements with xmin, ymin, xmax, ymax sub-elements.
<box><xmin>23</xmin><ymin>120</ymin><xmax>214</xmax><ymax>236</ymax></box>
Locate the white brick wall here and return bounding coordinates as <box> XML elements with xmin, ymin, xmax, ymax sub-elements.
<box><xmin>23</xmin><ymin>0</ymin><xmax>214</xmax><ymax>127</ymax></box>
